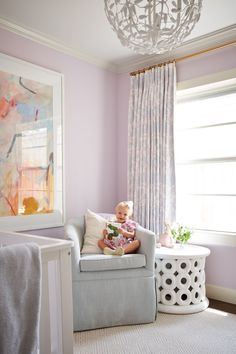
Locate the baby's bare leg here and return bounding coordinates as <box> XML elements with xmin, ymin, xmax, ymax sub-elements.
<box><xmin>123</xmin><ymin>240</ymin><xmax>140</xmax><ymax>254</ymax></box>
<box><xmin>98</xmin><ymin>239</ymin><xmax>107</xmax><ymax>250</ymax></box>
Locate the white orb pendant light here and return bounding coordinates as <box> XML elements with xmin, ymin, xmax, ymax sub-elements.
<box><xmin>104</xmin><ymin>0</ymin><xmax>202</xmax><ymax>55</ymax></box>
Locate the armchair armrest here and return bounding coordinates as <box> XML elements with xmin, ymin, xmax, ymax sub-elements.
<box><xmin>136</xmin><ymin>225</ymin><xmax>156</xmax><ymax>272</ymax></box>
<box><xmin>65</xmin><ymin>217</ymin><xmax>85</xmax><ymax>270</ymax></box>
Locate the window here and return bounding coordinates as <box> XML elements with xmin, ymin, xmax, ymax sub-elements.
<box><xmin>175</xmin><ymin>78</ymin><xmax>236</xmax><ymax>243</ymax></box>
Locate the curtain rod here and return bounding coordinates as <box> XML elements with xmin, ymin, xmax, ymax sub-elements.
<box><xmin>130</xmin><ymin>40</ymin><xmax>236</xmax><ymax>76</ymax></box>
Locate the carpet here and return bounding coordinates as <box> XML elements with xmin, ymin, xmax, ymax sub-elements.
<box><xmin>73</xmin><ymin>308</ymin><xmax>236</xmax><ymax>354</ymax></box>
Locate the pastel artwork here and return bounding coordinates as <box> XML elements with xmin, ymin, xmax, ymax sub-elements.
<box><xmin>0</xmin><ymin>69</ymin><xmax>54</xmax><ymax>217</ymax></box>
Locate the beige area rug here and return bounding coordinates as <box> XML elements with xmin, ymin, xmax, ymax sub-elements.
<box><xmin>73</xmin><ymin>308</ymin><xmax>236</xmax><ymax>354</ymax></box>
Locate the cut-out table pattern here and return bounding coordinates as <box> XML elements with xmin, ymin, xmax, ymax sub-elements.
<box><xmin>155</xmin><ymin>245</ymin><xmax>210</xmax><ymax>314</ymax></box>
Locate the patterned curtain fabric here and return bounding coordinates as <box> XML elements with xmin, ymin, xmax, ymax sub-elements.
<box><xmin>128</xmin><ymin>62</ymin><xmax>176</xmax><ymax>236</ymax></box>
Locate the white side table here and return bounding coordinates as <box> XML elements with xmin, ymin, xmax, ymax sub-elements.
<box><xmin>155</xmin><ymin>244</ymin><xmax>210</xmax><ymax>314</ymax></box>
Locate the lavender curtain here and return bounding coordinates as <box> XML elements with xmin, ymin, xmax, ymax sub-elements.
<box><xmin>128</xmin><ymin>62</ymin><xmax>176</xmax><ymax>236</ymax></box>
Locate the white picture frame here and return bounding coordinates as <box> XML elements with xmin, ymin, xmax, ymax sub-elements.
<box><xmin>0</xmin><ymin>52</ymin><xmax>64</xmax><ymax>231</ymax></box>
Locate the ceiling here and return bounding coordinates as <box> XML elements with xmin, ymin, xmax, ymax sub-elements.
<box><xmin>0</xmin><ymin>0</ymin><xmax>236</xmax><ymax>73</ymax></box>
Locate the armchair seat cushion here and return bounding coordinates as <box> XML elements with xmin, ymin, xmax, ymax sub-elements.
<box><xmin>80</xmin><ymin>253</ymin><xmax>146</xmax><ymax>272</ymax></box>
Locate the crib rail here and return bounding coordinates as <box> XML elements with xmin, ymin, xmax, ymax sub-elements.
<box><xmin>0</xmin><ymin>231</ymin><xmax>74</xmax><ymax>354</ymax></box>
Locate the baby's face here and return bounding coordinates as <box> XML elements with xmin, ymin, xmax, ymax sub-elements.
<box><xmin>115</xmin><ymin>206</ymin><xmax>130</xmax><ymax>223</ymax></box>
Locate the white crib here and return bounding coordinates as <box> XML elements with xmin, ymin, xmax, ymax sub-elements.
<box><xmin>0</xmin><ymin>231</ymin><xmax>74</xmax><ymax>354</ymax></box>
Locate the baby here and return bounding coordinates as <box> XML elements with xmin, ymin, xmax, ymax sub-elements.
<box><xmin>98</xmin><ymin>201</ymin><xmax>140</xmax><ymax>256</ymax></box>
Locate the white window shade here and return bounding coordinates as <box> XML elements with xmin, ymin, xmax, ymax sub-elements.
<box><xmin>175</xmin><ymin>79</ymin><xmax>236</xmax><ymax>238</ymax></box>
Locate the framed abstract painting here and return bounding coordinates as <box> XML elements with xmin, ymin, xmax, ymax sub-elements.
<box><xmin>0</xmin><ymin>53</ymin><xmax>64</xmax><ymax>231</ymax></box>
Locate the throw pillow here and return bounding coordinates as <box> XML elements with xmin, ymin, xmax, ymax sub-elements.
<box><xmin>81</xmin><ymin>209</ymin><xmax>107</xmax><ymax>254</ymax></box>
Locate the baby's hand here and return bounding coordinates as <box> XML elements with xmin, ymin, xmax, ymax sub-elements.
<box><xmin>103</xmin><ymin>229</ymin><xmax>108</xmax><ymax>238</ymax></box>
<box><xmin>118</xmin><ymin>228</ymin><xmax>124</xmax><ymax>235</ymax></box>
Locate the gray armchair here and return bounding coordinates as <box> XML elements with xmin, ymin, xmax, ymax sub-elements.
<box><xmin>65</xmin><ymin>214</ymin><xmax>157</xmax><ymax>331</ymax></box>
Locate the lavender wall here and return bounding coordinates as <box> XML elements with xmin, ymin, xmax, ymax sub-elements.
<box><xmin>205</xmin><ymin>244</ymin><xmax>236</xmax><ymax>290</ymax></box>
<box><xmin>117</xmin><ymin>73</ymin><xmax>130</xmax><ymax>202</ymax></box>
<box><xmin>0</xmin><ymin>28</ymin><xmax>118</xmax><ymax>236</ymax></box>
<box><xmin>177</xmin><ymin>44</ymin><xmax>236</xmax><ymax>82</ymax></box>
<box><xmin>116</xmin><ymin>44</ymin><xmax>236</xmax><ymax>292</ymax></box>
<box><xmin>1</xmin><ymin>27</ymin><xmax>236</xmax><ymax>291</ymax></box>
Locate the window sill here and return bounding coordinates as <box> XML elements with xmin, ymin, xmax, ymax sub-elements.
<box><xmin>191</xmin><ymin>230</ymin><xmax>236</xmax><ymax>247</ymax></box>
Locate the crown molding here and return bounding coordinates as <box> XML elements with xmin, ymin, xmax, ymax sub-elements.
<box><xmin>0</xmin><ymin>17</ymin><xmax>235</xmax><ymax>75</ymax></box>
<box><xmin>116</xmin><ymin>24</ymin><xmax>236</xmax><ymax>74</ymax></box>
<box><xmin>0</xmin><ymin>17</ymin><xmax>118</xmax><ymax>73</ymax></box>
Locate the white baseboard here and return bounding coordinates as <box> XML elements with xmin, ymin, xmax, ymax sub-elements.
<box><xmin>206</xmin><ymin>284</ymin><xmax>236</xmax><ymax>305</ymax></box>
